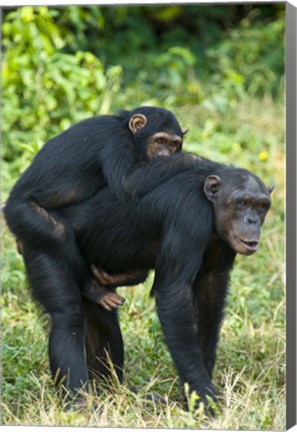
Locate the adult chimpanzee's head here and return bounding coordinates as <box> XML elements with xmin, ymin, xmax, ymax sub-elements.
<box><xmin>127</xmin><ymin>106</ymin><xmax>188</xmax><ymax>159</ymax></box>
<box><xmin>204</xmin><ymin>169</ymin><xmax>273</xmax><ymax>256</ymax></box>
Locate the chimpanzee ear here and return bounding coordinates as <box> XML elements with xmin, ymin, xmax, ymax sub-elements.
<box><xmin>203</xmin><ymin>175</ymin><xmax>221</xmax><ymax>201</ymax></box>
<box><xmin>268</xmin><ymin>185</ymin><xmax>274</xmax><ymax>195</ymax></box>
<box><xmin>182</xmin><ymin>128</ymin><xmax>189</xmax><ymax>135</ymax></box>
<box><xmin>129</xmin><ymin>114</ymin><xmax>148</xmax><ymax>133</ymax></box>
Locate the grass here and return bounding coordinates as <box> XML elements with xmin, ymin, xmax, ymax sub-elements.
<box><xmin>1</xmin><ymin>96</ymin><xmax>285</xmax><ymax>429</ymax></box>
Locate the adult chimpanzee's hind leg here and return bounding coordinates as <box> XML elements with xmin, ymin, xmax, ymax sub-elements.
<box><xmin>22</xmin><ymin>247</ymin><xmax>89</xmax><ymax>397</ymax></box>
<box><xmin>83</xmin><ymin>298</ymin><xmax>124</xmax><ymax>384</ymax></box>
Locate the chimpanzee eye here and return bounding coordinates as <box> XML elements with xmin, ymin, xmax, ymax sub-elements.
<box><xmin>257</xmin><ymin>201</ymin><xmax>269</xmax><ymax>211</ymax></box>
<box><xmin>237</xmin><ymin>199</ymin><xmax>248</xmax><ymax>209</ymax></box>
<box><xmin>157</xmin><ymin>139</ymin><xmax>166</xmax><ymax>145</ymax></box>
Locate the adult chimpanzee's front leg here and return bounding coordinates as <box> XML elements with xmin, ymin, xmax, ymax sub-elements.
<box><xmin>192</xmin><ymin>271</ymin><xmax>230</xmax><ymax>379</ymax></box>
<box><xmin>22</xmin><ymin>247</ymin><xmax>89</xmax><ymax>398</ymax></box>
<box><xmin>192</xmin><ymin>246</ymin><xmax>236</xmax><ymax>378</ymax></box>
<box><xmin>154</xmin><ymin>279</ymin><xmax>215</xmax><ymax>405</ymax></box>
<box><xmin>152</xmin><ymin>242</ymin><xmax>216</xmax><ymax>407</ymax></box>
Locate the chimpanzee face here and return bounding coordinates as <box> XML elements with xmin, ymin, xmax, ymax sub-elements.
<box><xmin>204</xmin><ymin>172</ymin><xmax>273</xmax><ymax>256</ymax></box>
<box><xmin>145</xmin><ymin>132</ymin><xmax>183</xmax><ymax>158</ymax></box>
<box><xmin>128</xmin><ymin>111</ymin><xmax>188</xmax><ymax>160</ymax></box>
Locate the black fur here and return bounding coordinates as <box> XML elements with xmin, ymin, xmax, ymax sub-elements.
<box><xmin>8</xmin><ymin>153</ymin><xmax>271</xmax><ymax>408</ymax></box>
<box><xmin>3</xmin><ymin>107</ymin><xmax>184</xmax><ymax>289</ymax></box>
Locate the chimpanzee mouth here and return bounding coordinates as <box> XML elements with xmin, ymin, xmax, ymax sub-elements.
<box><xmin>237</xmin><ymin>237</ymin><xmax>259</xmax><ymax>251</ymax></box>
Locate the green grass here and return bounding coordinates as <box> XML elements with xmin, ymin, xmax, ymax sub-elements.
<box><xmin>1</xmin><ymin>97</ymin><xmax>285</xmax><ymax>429</ymax></box>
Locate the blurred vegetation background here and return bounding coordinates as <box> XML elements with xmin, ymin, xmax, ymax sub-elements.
<box><xmin>1</xmin><ymin>4</ymin><xmax>285</xmax><ymax>429</ymax></box>
<box><xmin>2</xmin><ymin>3</ymin><xmax>284</xmax><ymax>184</ymax></box>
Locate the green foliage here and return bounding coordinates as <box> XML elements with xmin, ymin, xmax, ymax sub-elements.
<box><xmin>207</xmin><ymin>17</ymin><xmax>285</xmax><ymax>98</ymax></box>
<box><xmin>2</xmin><ymin>5</ymin><xmax>284</xmax><ymax>183</ymax></box>
<box><xmin>2</xmin><ymin>6</ymin><xmax>122</xmax><ymax>178</ymax></box>
<box><xmin>57</xmin><ymin>5</ymin><xmax>284</xmax><ymax>102</ymax></box>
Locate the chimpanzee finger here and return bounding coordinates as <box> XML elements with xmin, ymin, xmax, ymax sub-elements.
<box><xmin>105</xmin><ymin>295</ymin><xmax>125</xmax><ymax>308</ymax></box>
<box><xmin>100</xmin><ymin>300</ymin><xmax>113</xmax><ymax>311</ymax></box>
<box><xmin>109</xmin><ymin>294</ymin><xmax>125</xmax><ymax>305</ymax></box>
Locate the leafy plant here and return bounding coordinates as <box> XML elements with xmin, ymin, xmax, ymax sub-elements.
<box><xmin>206</xmin><ymin>15</ymin><xmax>284</xmax><ymax>98</ymax></box>
<box><xmin>2</xmin><ymin>6</ymin><xmax>122</xmax><ymax>179</ymax></box>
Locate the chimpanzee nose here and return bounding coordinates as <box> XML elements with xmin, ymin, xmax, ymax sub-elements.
<box><xmin>244</xmin><ymin>215</ymin><xmax>258</xmax><ymax>224</ymax></box>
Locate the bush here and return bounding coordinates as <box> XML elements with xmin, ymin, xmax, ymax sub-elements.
<box><xmin>206</xmin><ymin>16</ymin><xmax>284</xmax><ymax>98</ymax></box>
<box><xmin>2</xmin><ymin>6</ymin><xmax>122</xmax><ymax>178</ymax></box>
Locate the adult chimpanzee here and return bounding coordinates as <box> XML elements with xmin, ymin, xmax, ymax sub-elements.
<box><xmin>14</xmin><ymin>153</ymin><xmax>273</xmax><ymax>410</ymax></box>
<box><xmin>4</xmin><ymin>107</ymin><xmax>188</xmax><ymax>310</ymax></box>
